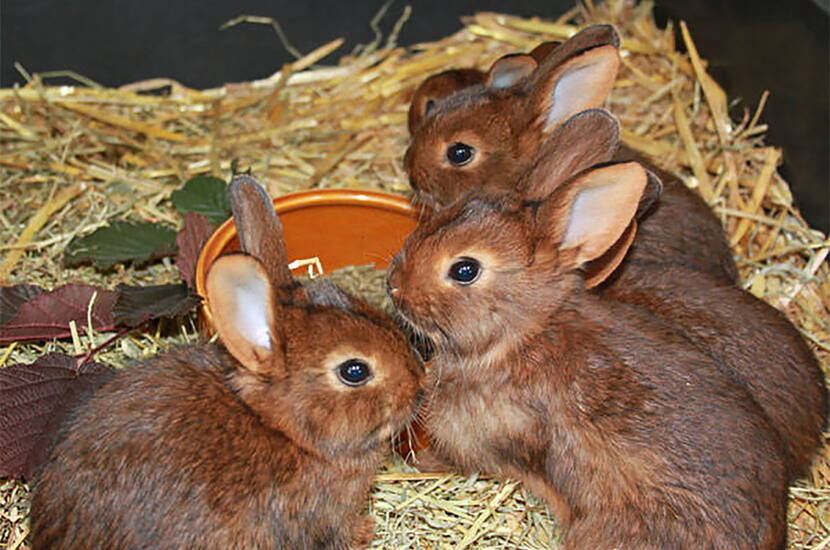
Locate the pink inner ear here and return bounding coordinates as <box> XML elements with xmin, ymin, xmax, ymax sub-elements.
<box><xmin>560</xmin><ymin>162</ymin><xmax>647</xmax><ymax>264</ymax></box>
<box><xmin>542</xmin><ymin>45</ymin><xmax>620</xmax><ymax>132</ymax></box>
<box><xmin>231</xmin><ymin>277</ymin><xmax>272</xmax><ymax>350</ymax></box>
<box><xmin>206</xmin><ymin>254</ymin><xmax>275</xmax><ymax>373</ymax></box>
<box><xmin>487</xmin><ymin>55</ymin><xmax>537</xmax><ymax>89</ymax></box>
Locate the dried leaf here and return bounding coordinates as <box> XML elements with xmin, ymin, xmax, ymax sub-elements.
<box><xmin>170</xmin><ymin>175</ymin><xmax>231</xmax><ymax>225</ymax></box>
<box><xmin>0</xmin><ymin>284</ymin><xmax>118</xmax><ymax>344</ymax></box>
<box><xmin>113</xmin><ymin>283</ymin><xmax>202</xmax><ymax>328</ymax></box>
<box><xmin>0</xmin><ymin>353</ymin><xmax>115</xmax><ymax>478</ymax></box>
<box><xmin>0</xmin><ymin>284</ymin><xmax>45</xmax><ymax>326</ymax></box>
<box><xmin>64</xmin><ymin>221</ymin><xmax>178</xmax><ymax>269</ymax></box>
<box><xmin>175</xmin><ymin>212</ymin><xmax>214</xmax><ymax>289</ymax></box>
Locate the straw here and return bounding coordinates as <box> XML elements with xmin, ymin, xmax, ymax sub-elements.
<box><xmin>1</xmin><ymin>0</ymin><xmax>827</xmax><ymax>547</ymax></box>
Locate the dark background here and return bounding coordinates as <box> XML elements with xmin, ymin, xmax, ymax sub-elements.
<box><xmin>3</xmin><ymin>0</ymin><xmax>828</xmax><ymax>233</ymax></box>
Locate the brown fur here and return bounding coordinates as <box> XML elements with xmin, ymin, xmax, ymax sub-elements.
<box><xmin>404</xmin><ymin>40</ymin><xmax>565</xmax><ymax>135</ymax></box>
<box><xmin>605</xmin><ymin>146</ymin><xmax>739</xmax><ymax>284</ymax></box>
<box><xmin>386</xmin><ymin>160</ymin><xmax>814</xmax><ymax>548</ymax></box>
<box><xmin>403</xmin><ymin>79</ymin><xmax>824</xmax><ymax>482</ymax></box>
<box><xmin>407</xmin><ymin>68</ymin><xmax>487</xmax><ymax>134</ymax></box>
<box><xmin>30</xmin><ymin>176</ymin><xmax>424</xmax><ymax>549</ymax></box>
<box><xmin>601</xmin><ymin>266</ymin><xmax>828</xmax><ymax>479</ymax></box>
<box><xmin>404</xmin><ymin>24</ymin><xmax>738</xmax><ymax>286</ymax></box>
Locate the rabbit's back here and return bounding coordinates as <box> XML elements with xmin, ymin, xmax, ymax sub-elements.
<box><xmin>31</xmin><ymin>346</ymin><xmax>366</xmax><ymax>550</ymax></box>
<box><xmin>548</xmin><ymin>300</ymin><xmax>788</xmax><ymax>547</ymax></box>
<box><xmin>602</xmin><ymin>146</ymin><xmax>739</xmax><ymax>286</ymax></box>
<box><xmin>604</xmin><ymin>269</ymin><xmax>828</xmax><ymax>478</ymax></box>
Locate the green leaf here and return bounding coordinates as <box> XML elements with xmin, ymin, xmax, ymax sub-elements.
<box><xmin>112</xmin><ymin>283</ymin><xmax>202</xmax><ymax>327</ymax></box>
<box><xmin>64</xmin><ymin>222</ymin><xmax>178</xmax><ymax>269</ymax></box>
<box><xmin>170</xmin><ymin>175</ymin><xmax>230</xmax><ymax>225</ymax></box>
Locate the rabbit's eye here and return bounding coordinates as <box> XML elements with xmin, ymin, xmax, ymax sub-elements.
<box><xmin>336</xmin><ymin>359</ymin><xmax>373</xmax><ymax>387</ymax></box>
<box><xmin>448</xmin><ymin>258</ymin><xmax>481</xmax><ymax>285</ymax></box>
<box><xmin>446</xmin><ymin>143</ymin><xmax>475</xmax><ymax>166</ymax></box>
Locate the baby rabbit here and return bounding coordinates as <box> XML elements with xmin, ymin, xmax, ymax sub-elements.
<box><xmin>544</xmin><ymin>115</ymin><xmax>827</xmax><ymax>479</ymax></box>
<box><xmin>387</xmin><ymin>152</ymin><xmax>794</xmax><ymax>548</ymax></box>
<box><xmin>409</xmin><ymin>105</ymin><xmax>826</xmax><ymax>481</ymax></box>
<box><xmin>405</xmin><ymin>24</ymin><xmax>738</xmax><ymax>286</ymax></box>
<box><xmin>30</xmin><ymin>175</ymin><xmax>424</xmax><ymax>550</ymax></box>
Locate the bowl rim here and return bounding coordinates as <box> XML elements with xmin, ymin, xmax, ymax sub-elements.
<box><xmin>194</xmin><ymin>188</ymin><xmax>415</xmax><ymax>327</ymax></box>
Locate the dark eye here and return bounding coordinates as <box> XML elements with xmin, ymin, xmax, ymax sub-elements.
<box><xmin>446</xmin><ymin>142</ymin><xmax>475</xmax><ymax>166</ymax></box>
<box><xmin>336</xmin><ymin>359</ymin><xmax>373</xmax><ymax>387</ymax></box>
<box><xmin>448</xmin><ymin>258</ymin><xmax>481</xmax><ymax>285</ymax></box>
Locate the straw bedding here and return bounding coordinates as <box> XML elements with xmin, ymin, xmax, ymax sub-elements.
<box><xmin>1</xmin><ymin>0</ymin><xmax>827</xmax><ymax>547</ymax></box>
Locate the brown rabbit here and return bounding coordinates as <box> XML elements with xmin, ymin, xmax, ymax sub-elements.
<box><xmin>30</xmin><ymin>175</ymin><xmax>424</xmax><ymax>550</ymax></box>
<box><xmin>405</xmin><ymin>24</ymin><xmax>739</xmax><ymax>285</ymax></box>
<box><xmin>387</xmin><ymin>155</ymin><xmax>794</xmax><ymax>548</ymax></box>
<box><xmin>403</xmin><ymin>103</ymin><xmax>827</xmax><ymax>480</ymax></box>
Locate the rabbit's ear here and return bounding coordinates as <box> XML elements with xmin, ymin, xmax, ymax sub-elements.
<box><xmin>582</xmin><ymin>220</ymin><xmax>637</xmax><ymax>288</ymax></box>
<box><xmin>530</xmin><ymin>24</ymin><xmax>619</xmax><ymax>65</ymax></box>
<box><xmin>580</xmin><ymin>169</ymin><xmax>661</xmax><ymax>287</ymax></box>
<box><xmin>526</xmin><ymin>44</ymin><xmax>620</xmax><ymax>135</ymax></box>
<box><xmin>528</xmin><ymin>41</ymin><xmax>561</xmax><ymax>62</ymax></box>
<box><xmin>520</xmin><ymin>109</ymin><xmax>621</xmax><ymax>201</ymax></box>
<box><xmin>205</xmin><ymin>254</ymin><xmax>283</xmax><ymax>375</ymax></box>
<box><xmin>407</xmin><ymin>69</ymin><xmax>486</xmax><ymax>134</ymax></box>
<box><xmin>541</xmin><ymin>162</ymin><xmax>648</xmax><ymax>268</ymax></box>
<box><xmin>486</xmin><ymin>54</ymin><xmax>537</xmax><ymax>89</ymax></box>
<box><xmin>635</xmin><ymin>169</ymin><xmax>664</xmax><ymax>219</ymax></box>
<box><xmin>228</xmin><ymin>175</ymin><xmax>294</xmax><ymax>288</ymax></box>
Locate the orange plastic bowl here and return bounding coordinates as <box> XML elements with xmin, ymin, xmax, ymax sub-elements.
<box><xmin>195</xmin><ymin>188</ymin><xmax>416</xmax><ymax>331</ymax></box>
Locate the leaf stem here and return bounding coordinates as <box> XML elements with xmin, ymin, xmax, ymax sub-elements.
<box><xmin>74</xmin><ymin>324</ymin><xmax>144</xmax><ymax>367</ymax></box>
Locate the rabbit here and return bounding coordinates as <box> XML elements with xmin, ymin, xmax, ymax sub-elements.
<box><xmin>29</xmin><ymin>174</ymin><xmax>424</xmax><ymax>550</ymax></box>
<box><xmin>405</xmin><ymin>23</ymin><xmax>739</xmax><ymax>286</ymax></box>
<box><xmin>386</xmin><ymin>152</ymin><xmax>796</xmax><ymax>549</ymax></box>
<box><xmin>402</xmin><ymin>103</ymin><xmax>827</xmax><ymax>480</ymax></box>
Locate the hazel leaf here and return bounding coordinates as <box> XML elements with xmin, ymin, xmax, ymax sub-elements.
<box><xmin>113</xmin><ymin>283</ymin><xmax>202</xmax><ymax>328</ymax></box>
<box><xmin>175</xmin><ymin>212</ymin><xmax>214</xmax><ymax>290</ymax></box>
<box><xmin>64</xmin><ymin>221</ymin><xmax>178</xmax><ymax>269</ymax></box>
<box><xmin>0</xmin><ymin>353</ymin><xmax>115</xmax><ymax>478</ymax></box>
<box><xmin>0</xmin><ymin>284</ymin><xmax>45</xmax><ymax>326</ymax></box>
<box><xmin>0</xmin><ymin>284</ymin><xmax>119</xmax><ymax>345</ymax></box>
<box><xmin>170</xmin><ymin>175</ymin><xmax>230</xmax><ymax>225</ymax></box>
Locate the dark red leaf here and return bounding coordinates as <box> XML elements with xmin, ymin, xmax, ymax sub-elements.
<box><xmin>113</xmin><ymin>283</ymin><xmax>202</xmax><ymax>327</ymax></box>
<box><xmin>175</xmin><ymin>212</ymin><xmax>214</xmax><ymax>290</ymax></box>
<box><xmin>0</xmin><ymin>353</ymin><xmax>115</xmax><ymax>478</ymax></box>
<box><xmin>0</xmin><ymin>284</ymin><xmax>45</xmax><ymax>326</ymax></box>
<box><xmin>0</xmin><ymin>284</ymin><xmax>118</xmax><ymax>345</ymax></box>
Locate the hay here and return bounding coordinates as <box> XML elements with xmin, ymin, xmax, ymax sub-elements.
<box><xmin>1</xmin><ymin>0</ymin><xmax>828</xmax><ymax>547</ymax></box>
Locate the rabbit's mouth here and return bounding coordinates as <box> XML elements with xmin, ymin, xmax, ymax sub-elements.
<box><xmin>391</xmin><ymin>304</ymin><xmax>448</xmax><ymax>351</ymax></box>
<box><xmin>389</xmin><ymin>307</ymin><xmax>437</xmax><ymax>363</ymax></box>
<box><xmin>389</xmin><ymin>387</ymin><xmax>427</xmax><ymax>439</ymax></box>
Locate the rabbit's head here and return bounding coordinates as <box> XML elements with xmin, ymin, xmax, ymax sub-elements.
<box><xmin>206</xmin><ymin>176</ymin><xmax>424</xmax><ymax>459</ymax></box>
<box><xmin>405</xmin><ymin>25</ymin><xmax>621</xmax><ymax>206</ymax></box>
<box><xmin>389</xmin><ymin>147</ymin><xmax>654</xmax><ymax>358</ymax></box>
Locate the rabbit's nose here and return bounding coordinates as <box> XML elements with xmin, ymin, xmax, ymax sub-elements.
<box><xmin>386</xmin><ymin>273</ymin><xmax>405</xmax><ymax>304</ymax></box>
<box><xmin>386</xmin><ymin>256</ymin><xmax>403</xmax><ymax>296</ymax></box>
